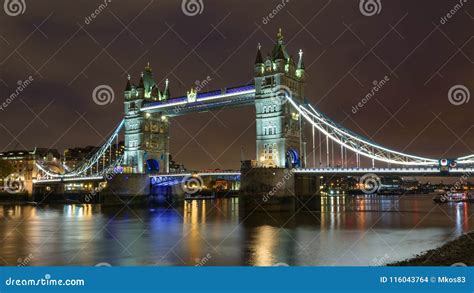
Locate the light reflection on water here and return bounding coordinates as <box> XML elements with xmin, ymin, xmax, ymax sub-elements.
<box><xmin>0</xmin><ymin>195</ymin><xmax>471</xmax><ymax>266</ymax></box>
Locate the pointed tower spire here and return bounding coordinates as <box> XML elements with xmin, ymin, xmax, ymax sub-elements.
<box><xmin>164</xmin><ymin>78</ymin><xmax>170</xmax><ymax>99</ymax></box>
<box><xmin>277</xmin><ymin>28</ymin><xmax>284</xmax><ymax>43</ymax></box>
<box><xmin>255</xmin><ymin>43</ymin><xmax>263</xmax><ymax>64</ymax></box>
<box><xmin>142</xmin><ymin>62</ymin><xmax>155</xmax><ymax>98</ymax></box>
<box><xmin>125</xmin><ymin>74</ymin><xmax>131</xmax><ymax>91</ymax></box>
<box><xmin>272</xmin><ymin>28</ymin><xmax>288</xmax><ymax>61</ymax></box>
<box><xmin>297</xmin><ymin>49</ymin><xmax>305</xmax><ymax>70</ymax></box>
<box><xmin>145</xmin><ymin>61</ymin><xmax>152</xmax><ymax>72</ymax></box>
<box><xmin>296</xmin><ymin>49</ymin><xmax>306</xmax><ymax>79</ymax></box>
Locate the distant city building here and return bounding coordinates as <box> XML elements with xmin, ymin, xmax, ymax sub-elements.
<box><xmin>63</xmin><ymin>141</ymin><xmax>125</xmax><ymax>173</ymax></box>
<box><xmin>0</xmin><ymin>148</ymin><xmax>61</xmax><ymax>193</ymax></box>
<box><xmin>401</xmin><ymin>177</ymin><xmax>419</xmax><ymax>191</ymax></box>
<box><xmin>169</xmin><ymin>155</ymin><xmax>186</xmax><ymax>173</ymax></box>
<box><xmin>63</xmin><ymin>145</ymin><xmax>99</xmax><ymax>170</ymax></box>
<box><xmin>0</xmin><ymin>142</ymin><xmax>128</xmax><ymax>194</ymax></box>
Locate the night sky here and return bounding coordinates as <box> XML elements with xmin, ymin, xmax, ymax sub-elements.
<box><xmin>0</xmin><ymin>0</ymin><xmax>472</xmax><ymax>170</ymax></box>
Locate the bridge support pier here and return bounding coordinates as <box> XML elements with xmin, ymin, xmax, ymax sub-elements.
<box><xmin>33</xmin><ymin>184</ymin><xmax>65</xmax><ymax>203</ymax></box>
<box><xmin>101</xmin><ymin>174</ymin><xmax>150</xmax><ymax>205</ymax></box>
<box><xmin>239</xmin><ymin>161</ymin><xmax>320</xmax><ymax>212</ymax></box>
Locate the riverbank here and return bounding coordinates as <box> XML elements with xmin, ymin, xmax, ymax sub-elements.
<box><xmin>390</xmin><ymin>232</ymin><xmax>474</xmax><ymax>266</ymax></box>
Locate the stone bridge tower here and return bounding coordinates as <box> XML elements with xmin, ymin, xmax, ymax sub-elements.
<box><xmin>254</xmin><ymin>29</ymin><xmax>307</xmax><ymax>168</ymax></box>
<box><xmin>123</xmin><ymin>64</ymin><xmax>170</xmax><ymax>174</ymax></box>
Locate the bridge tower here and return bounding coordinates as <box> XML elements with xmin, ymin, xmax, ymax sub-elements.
<box><xmin>123</xmin><ymin>64</ymin><xmax>170</xmax><ymax>174</ymax></box>
<box><xmin>254</xmin><ymin>29</ymin><xmax>307</xmax><ymax>168</ymax></box>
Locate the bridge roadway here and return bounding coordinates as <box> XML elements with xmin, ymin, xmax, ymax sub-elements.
<box><xmin>33</xmin><ymin>167</ymin><xmax>473</xmax><ymax>185</ymax></box>
<box><xmin>293</xmin><ymin>167</ymin><xmax>474</xmax><ymax>176</ymax></box>
<box><xmin>33</xmin><ymin>176</ymin><xmax>104</xmax><ymax>184</ymax></box>
<box><xmin>150</xmin><ymin>167</ymin><xmax>474</xmax><ymax>177</ymax></box>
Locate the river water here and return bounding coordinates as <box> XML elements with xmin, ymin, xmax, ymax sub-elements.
<box><xmin>0</xmin><ymin>194</ymin><xmax>471</xmax><ymax>266</ymax></box>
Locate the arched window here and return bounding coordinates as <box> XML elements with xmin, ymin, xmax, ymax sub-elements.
<box><xmin>263</xmin><ymin>106</ymin><xmax>267</xmax><ymax>113</ymax></box>
<box><xmin>273</xmin><ymin>105</ymin><xmax>277</xmax><ymax>112</ymax></box>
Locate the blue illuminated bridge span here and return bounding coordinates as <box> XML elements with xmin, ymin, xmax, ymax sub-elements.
<box><xmin>141</xmin><ymin>85</ymin><xmax>256</xmax><ymax>116</ymax></box>
<box><xmin>32</xmin><ymin>30</ymin><xmax>474</xmax><ymax>184</ymax></box>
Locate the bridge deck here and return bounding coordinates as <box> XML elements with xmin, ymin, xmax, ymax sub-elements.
<box><xmin>33</xmin><ymin>167</ymin><xmax>474</xmax><ymax>184</ymax></box>
<box><xmin>33</xmin><ymin>176</ymin><xmax>104</xmax><ymax>184</ymax></box>
<box><xmin>296</xmin><ymin>168</ymin><xmax>474</xmax><ymax>175</ymax></box>
<box><xmin>141</xmin><ymin>85</ymin><xmax>256</xmax><ymax>116</ymax></box>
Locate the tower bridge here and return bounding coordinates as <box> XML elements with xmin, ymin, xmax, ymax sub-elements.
<box><xmin>33</xmin><ymin>29</ymin><xmax>474</xmax><ymax>203</ymax></box>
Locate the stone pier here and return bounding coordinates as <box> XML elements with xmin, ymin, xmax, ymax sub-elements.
<box><xmin>239</xmin><ymin>162</ymin><xmax>320</xmax><ymax>212</ymax></box>
<box><xmin>101</xmin><ymin>174</ymin><xmax>150</xmax><ymax>205</ymax></box>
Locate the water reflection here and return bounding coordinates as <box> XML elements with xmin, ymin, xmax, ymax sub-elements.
<box><xmin>0</xmin><ymin>195</ymin><xmax>472</xmax><ymax>266</ymax></box>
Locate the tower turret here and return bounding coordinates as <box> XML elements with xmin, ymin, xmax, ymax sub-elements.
<box><xmin>255</xmin><ymin>43</ymin><xmax>264</xmax><ymax>76</ymax></box>
<box><xmin>163</xmin><ymin>78</ymin><xmax>170</xmax><ymax>100</ymax></box>
<box><xmin>142</xmin><ymin>62</ymin><xmax>156</xmax><ymax>98</ymax></box>
<box><xmin>272</xmin><ymin>29</ymin><xmax>288</xmax><ymax>72</ymax></box>
<box><xmin>296</xmin><ymin>49</ymin><xmax>305</xmax><ymax>80</ymax></box>
<box><xmin>125</xmin><ymin>74</ymin><xmax>132</xmax><ymax>92</ymax></box>
<box><xmin>123</xmin><ymin>74</ymin><xmax>132</xmax><ymax>100</ymax></box>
